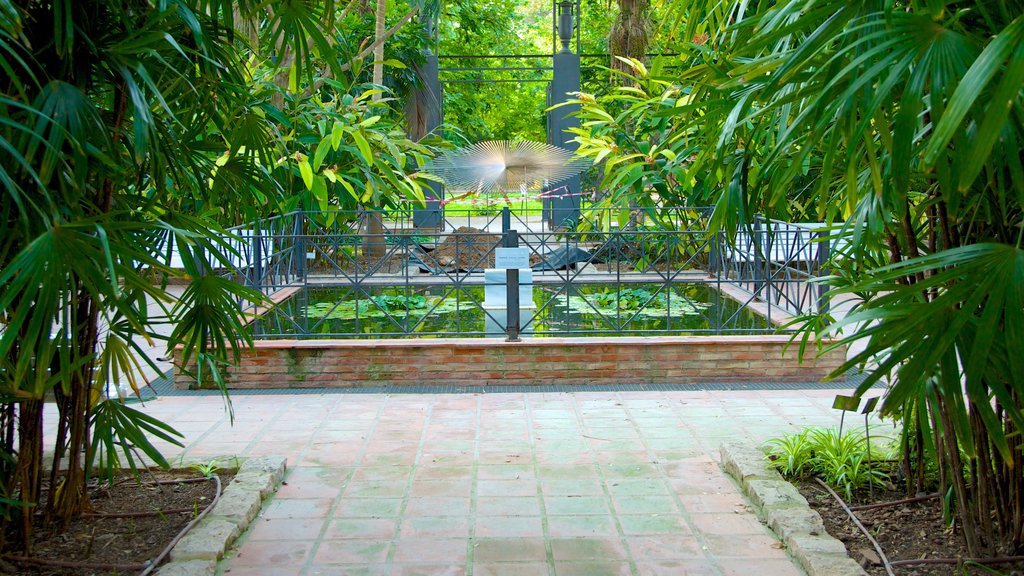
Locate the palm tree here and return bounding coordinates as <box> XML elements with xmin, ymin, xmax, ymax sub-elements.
<box><xmin>0</xmin><ymin>0</ymin><xmax>346</xmax><ymax>547</ymax></box>
<box><xmin>574</xmin><ymin>0</ymin><xmax>1024</xmax><ymax>556</ymax></box>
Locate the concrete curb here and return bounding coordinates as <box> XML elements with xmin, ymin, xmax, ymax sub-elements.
<box><xmin>156</xmin><ymin>456</ymin><xmax>287</xmax><ymax>576</ymax></box>
<box><xmin>720</xmin><ymin>442</ymin><xmax>867</xmax><ymax>576</ymax></box>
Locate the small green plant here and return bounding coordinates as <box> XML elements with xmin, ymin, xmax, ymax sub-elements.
<box><xmin>191</xmin><ymin>459</ymin><xmax>220</xmax><ymax>479</ymax></box>
<box><xmin>764</xmin><ymin>427</ymin><xmax>892</xmax><ymax>501</ymax></box>
<box><xmin>763</xmin><ymin>429</ymin><xmax>815</xmax><ymax>477</ymax></box>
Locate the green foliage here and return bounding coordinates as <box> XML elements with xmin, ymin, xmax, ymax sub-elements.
<box><xmin>190</xmin><ymin>459</ymin><xmax>221</xmax><ymax>479</ymax></box>
<box><xmin>764</xmin><ymin>427</ymin><xmax>892</xmax><ymax>501</ymax></box>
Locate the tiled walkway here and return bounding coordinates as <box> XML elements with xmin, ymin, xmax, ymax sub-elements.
<box><xmin>98</xmin><ymin>386</ymin><xmax>871</xmax><ymax>575</ymax></box>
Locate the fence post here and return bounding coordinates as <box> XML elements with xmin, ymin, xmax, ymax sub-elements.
<box><xmin>295</xmin><ymin>209</ymin><xmax>307</xmax><ymax>282</ymax></box>
<box><xmin>817</xmin><ymin>231</ymin><xmax>830</xmax><ymax>315</ymax></box>
<box><xmin>252</xmin><ymin>224</ymin><xmax>264</xmax><ymax>292</ymax></box>
<box><xmin>752</xmin><ymin>217</ymin><xmax>765</xmax><ymax>295</ymax></box>
<box><xmin>505</xmin><ymin>228</ymin><xmax>520</xmax><ymax>342</ymax></box>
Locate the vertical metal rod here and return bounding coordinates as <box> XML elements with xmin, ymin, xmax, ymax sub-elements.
<box><xmin>502</xmin><ymin>206</ymin><xmax>511</xmax><ymax>238</ymax></box>
<box><xmin>296</xmin><ymin>209</ymin><xmax>307</xmax><ymax>282</ymax></box>
<box><xmin>252</xmin><ymin>224</ymin><xmax>263</xmax><ymax>292</ymax></box>
<box><xmin>506</xmin><ymin>229</ymin><xmax>520</xmax><ymax>341</ymax></box>
<box><xmin>817</xmin><ymin>232</ymin><xmax>831</xmax><ymax>315</ymax></box>
<box><xmin>865</xmin><ymin>412</ymin><xmax>873</xmax><ymax>499</ymax></box>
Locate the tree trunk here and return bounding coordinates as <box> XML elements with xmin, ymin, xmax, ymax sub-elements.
<box><xmin>609</xmin><ymin>0</ymin><xmax>650</xmax><ymax>81</ymax></box>
<box><xmin>372</xmin><ymin>0</ymin><xmax>387</xmax><ymax>99</ymax></box>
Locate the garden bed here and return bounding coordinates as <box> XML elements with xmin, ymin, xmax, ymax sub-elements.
<box><xmin>2</xmin><ymin>469</ymin><xmax>231</xmax><ymax>575</ymax></box>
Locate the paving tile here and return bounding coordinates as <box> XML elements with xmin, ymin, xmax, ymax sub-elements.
<box><xmin>688</xmin><ymin>513</ymin><xmax>771</xmax><ymax>536</ymax></box>
<box><xmin>306</xmin><ymin>565</ymin><xmax>387</xmax><ymax>576</ymax></box>
<box><xmin>540</xmin><ymin>477</ymin><xmax>605</xmax><ymax>496</ymax></box>
<box><xmin>623</xmin><ymin>535</ymin><xmax>704</xmax><ymax>560</ymax></box>
<box><xmin>244</xmin><ymin>517</ymin><xmax>326</xmax><ymax>541</ymax></box>
<box><xmin>535</xmin><ymin>464</ymin><xmax>598</xmax><ymax>479</ymax></box>
<box><xmin>611</xmin><ymin>495</ymin><xmax>679</xmax><ymax>515</ymax></box>
<box><xmin>677</xmin><ymin>494</ymin><xmax>748</xmax><ymax>514</ymax></box>
<box><xmin>323</xmin><ymin>517</ymin><xmax>399</xmax><ymax>539</ymax></box>
<box><xmin>228</xmin><ymin>539</ymin><xmax>314</xmax><ymax>566</ymax></box>
<box><xmin>474</xmin><ymin>515</ymin><xmax>544</xmax><ymax>538</ymax></box>
<box><xmin>617</xmin><ymin>514</ymin><xmax>689</xmax><ymax>535</ymax></box>
<box><xmin>700</xmin><ymin>533</ymin><xmax>790</xmax><ymax>559</ymax></box>
<box><xmin>546</xmin><ymin>514</ymin><xmax>617</xmax><ymax>538</ymax></box>
<box><xmin>399</xmin><ymin>515</ymin><xmax>470</xmax><ymax>538</ymax></box>
<box><xmin>634</xmin><ymin>560</ymin><xmax>719</xmax><ymax>575</ymax></box>
<box><xmin>333</xmin><ymin>497</ymin><xmax>404</xmax><ymax>518</ymax></box>
<box><xmin>311</xmin><ymin>539</ymin><xmax>390</xmax><ymax>564</ymax></box>
<box><xmin>473</xmin><ymin>562</ymin><xmax>551</xmax><ymax>576</ymax></box>
<box><xmin>717</xmin><ymin>558</ymin><xmax>805</xmax><ymax>575</ymax></box>
<box><xmin>389</xmin><ymin>564</ymin><xmax>467</xmax><ymax>576</ymax></box>
<box><xmin>409</xmin><ymin>479</ymin><xmax>473</xmax><ymax>498</ymax></box>
<box><xmin>259</xmin><ymin>497</ymin><xmax>333</xmax><ymax>519</ymax></box>
<box><xmin>549</xmin><ymin>537</ymin><xmax>627</xmax><ymax>561</ymax></box>
<box><xmin>543</xmin><ymin>495</ymin><xmax>609</xmax><ymax>516</ymax></box>
<box><xmin>471</xmin><ymin>537</ymin><xmax>548</xmax><ymax>562</ymax></box>
<box><xmin>475</xmin><ymin>495</ymin><xmax>542</xmax><ymax>517</ymax></box>
<box><xmin>553</xmin><ymin>561</ymin><xmax>633</xmax><ymax>576</ymax></box>
<box><xmin>392</xmin><ymin>538</ymin><xmax>468</xmax><ymax>563</ymax></box>
<box><xmin>476</xmin><ymin>464</ymin><xmax>535</xmax><ymax>480</ymax></box>
<box><xmin>343</xmin><ymin>480</ymin><xmax>409</xmax><ymax>498</ymax></box>
<box><xmin>600</xmin><ymin>462</ymin><xmax>661</xmax><ymax>479</ymax></box>
<box><xmin>476</xmin><ymin>478</ymin><xmax>537</xmax><ymax>497</ymax></box>
<box><xmin>405</xmin><ymin>496</ymin><xmax>472</xmax><ymax>516</ymax></box>
<box><xmin>605</xmin><ymin>479</ymin><xmax>670</xmax><ymax>497</ymax></box>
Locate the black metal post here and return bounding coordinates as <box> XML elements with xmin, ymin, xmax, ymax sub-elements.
<box><xmin>295</xmin><ymin>209</ymin><xmax>307</xmax><ymax>282</ymax></box>
<box><xmin>752</xmin><ymin>218</ymin><xmax>765</xmax><ymax>295</ymax></box>
<box><xmin>502</xmin><ymin>206</ymin><xmax>511</xmax><ymax>237</ymax></box>
<box><xmin>252</xmin><ymin>224</ymin><xmax>263</xmax><ymax>292</ymax></box>
<box><xmin>505</xmin><ymin>228</ymin><xmax>520</xmax><ymax>342</ymax></box>
<box><xmin>817</xmin><ymin>232</ymin><xmax>830</xmax><ymax>315</ymax></box>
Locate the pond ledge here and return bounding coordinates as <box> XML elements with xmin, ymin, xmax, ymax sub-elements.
<box><xmin>175</xmin><ymin>336</ymin><xmax>846</xmax><ymax>389</ymax></box>
<box><xmin>720</xmin><ymin>442</ymin><xmax>867</xmax><ymax>576</ymax></box>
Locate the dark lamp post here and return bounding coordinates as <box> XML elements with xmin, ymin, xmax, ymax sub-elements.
<box><xmin>557</xmin><ymin>0</ymin><xmax>575</xmax><ymax>53</ymax></box>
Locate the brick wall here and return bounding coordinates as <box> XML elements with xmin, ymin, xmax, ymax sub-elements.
<box><xmin>174</xmin><ymin>336</ymin><xmax>847</xmax><ymax>389</ymax></box>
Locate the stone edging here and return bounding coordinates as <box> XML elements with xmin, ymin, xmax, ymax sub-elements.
<box><xmin>720</xmin><ymin>442</ymin><xmax>867</xmax><ymax>576</ymax></box>
<box><xmin>155</xmin><ymin>456</ymin><xmax>287</xmax><ymax>576</ymax></box>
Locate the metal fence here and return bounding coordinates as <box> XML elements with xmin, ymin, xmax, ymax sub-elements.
<box><xmin>205</xmin><ymin>208</ymin><xmax>829</xmax><ymax>339</ymax></box>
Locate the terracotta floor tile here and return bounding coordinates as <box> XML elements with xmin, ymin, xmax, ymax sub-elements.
<box><xmin>324</xmin><ymin>517</ymin><xmax>399</xmax><ymax>539</ymax></box>
<box><xmin>475</xmin><ymin>495</ymin><xmax>542</xmax><ymax>517</ymax></box>
<box><xmin>404</xmin><ymin>496</ymin><xmax>472</xmax><ymax>516</ymax></box>
<box><xmin>473</xmin><ymin>562</ymin><xmax>551</xmax><ymax>576</ymax></box>
<box><xmin>549</xmin><ymin>537</ymin><xmax>628</xmax><ymax>561</ymax></box>
<box><xmin>259</xmin><ymin>497</ymin><xmax>333</xmax><ymax>519</ymax></box>
<box><xmin>228</xmin><ymin>539</ymin><xmax>313</xmax><ymax>566</ymax></box>
<box><xmin>311</xmin><ymin>539</ymin><xmax>390</xmax><ymax>564</ymax></box>
<box><xmin>474</xmin><ymin>515</ymin><xmax>544</xmax><ymax>538</ymax></box>
<box><xmin>399</xmin><ymin>515</ymin><xmax>470</xmax><ymax>538</ymax></box>
<box><xmin>471</xmin><ymin>537</ymin><xmax>548</xmax><ymax>563</ymax></box>
<box><xmin>391</xmin><ymin>537</ymin><xmax>468</xmax><ymax>564</ymax></box>
<box><xmin>553</xmin><ymin>561</ymin><xmax>634</xmax><ymax>576</ymax></box>
<box><xmin>244</xmin><ymin>517</ymin><xmax>326</xmax><ymax>541</ymax></box>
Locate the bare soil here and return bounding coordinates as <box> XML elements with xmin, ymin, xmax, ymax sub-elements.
<box><xmin>1</xmin><ymin>469</ymin><xmax>231</xmax><ymax>575</ymax></box>
<box><xmin>799</xmin><ymin>481</ymin><xmax>1024</xmax><ymax>576</ymax></box>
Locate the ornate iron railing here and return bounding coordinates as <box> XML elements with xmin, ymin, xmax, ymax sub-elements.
<box><xmin>204</xmin><ymin>208</ymin><xmax>829</xmax><ymax>339</ymax></box>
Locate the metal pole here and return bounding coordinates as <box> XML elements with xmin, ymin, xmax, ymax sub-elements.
<box><xmin>295</xmin><ymin>209</ymin><xmax>307</xmax><ymax>282</ymax></box>
<box><xmin>752</xmin><ymin>218</ymin><xmax>765</xmax><ymax>295</ymax></box>
<box><xmin>252</xmin><ymin>224</ymin><xmax>263</xmax><ymax>292</ymax></box>
<box><xmin>505</xmin><ymin>229</ymin><xmax>520</xmax><ymax>342</ymax></box>
<box><xmin>817</xmin><ymin>232</ymin><xmax>830</xmax><ymax>315</ymax></box>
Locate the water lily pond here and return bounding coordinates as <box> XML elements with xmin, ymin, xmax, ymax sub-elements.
<box><xmin>252</xmin><ymin>283</ymin><xmax>774</xmax><ymax>338</ymax></box>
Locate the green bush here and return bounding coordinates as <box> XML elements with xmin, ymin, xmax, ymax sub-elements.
<box><xmin>764</xmin><ymin>427</ymin><xmax>893</xmax><ymax>501</ymax></box>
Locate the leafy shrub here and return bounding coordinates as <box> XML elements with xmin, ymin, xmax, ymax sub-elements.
<box><xmin>764</xmin><ymin>427</ymin><xmax>892</xmax><ymax>501</ymax></box>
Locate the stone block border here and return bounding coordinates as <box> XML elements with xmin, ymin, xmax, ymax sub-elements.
<box><xmin>156</xmin><ymin>456</ymin><xmax>287</xmax><ymax>576</ymax></box>
<box><xmin>720</xmin><ymin>442</ymin><xmax>867</xmax><ymax>576</ymax></box>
